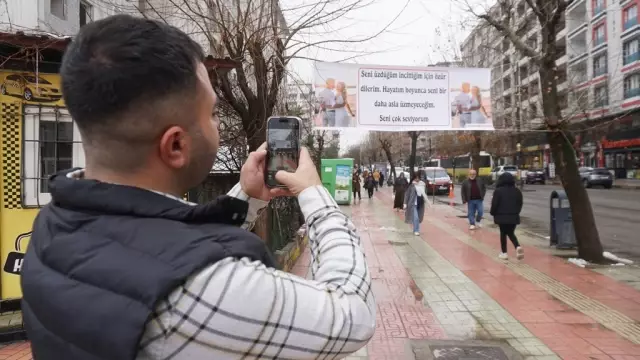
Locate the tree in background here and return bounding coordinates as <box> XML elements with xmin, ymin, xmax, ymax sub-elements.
<box><xmin>407</xmin><ymin>131</ymin><xmax>421</xmax><ymax>179</ymax></box>
<box><xmin>461</xmin><ymin>0</ymin><xmax>604</xmax><ymax>261</ymax></box>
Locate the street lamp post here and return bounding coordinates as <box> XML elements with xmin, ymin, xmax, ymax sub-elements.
<box><xmin>516</xmin><ymin>142</ymin><xmax>524</xmax><ymax>189</ymax></box>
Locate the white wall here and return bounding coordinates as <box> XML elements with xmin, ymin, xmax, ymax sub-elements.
<box><xmin>0</xmin><ymin>0</ymin><xmax>136</xmax><ymax>36</ymax></box>
<box><xmin>0</xmin><ymin>0</ymin><xmax>39</xmax><ymax>32</ymax></box>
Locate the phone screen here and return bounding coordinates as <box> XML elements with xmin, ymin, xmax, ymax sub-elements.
<box><xmin>266</xmin><ymin>117</ymin><xmax>300</xmax><ymax>187</ymax></box>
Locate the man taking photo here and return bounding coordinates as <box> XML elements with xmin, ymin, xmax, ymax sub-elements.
<box><xmin>21</xmin><ymin>14</ymin><xmax>375</xmax><ymax>360</ymax></box>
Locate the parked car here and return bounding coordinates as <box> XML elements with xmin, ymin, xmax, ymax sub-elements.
<box><xmin>491</xmin><ymin>165</ymin><xmax>518</xmax><ymax>182</ymax></box>
<box><xmin>579</xmin><ymin>167</ymin><xmax>613</xmax><ymax>189</ymax></box>
<box><xmin>525</xmin><ymin>168</ymin><xmax>546</xmax><ymax>184</ymax></box>
<box><xmin>422</xmin><ymin>167</ymin><xmax>453</xmax><ymax>195</ymax></box>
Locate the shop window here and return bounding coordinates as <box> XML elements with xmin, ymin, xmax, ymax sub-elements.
<box><xmin>22</xmin><ymin>106</ymin><xmax>84</xmax><ymax>207</ymax></box>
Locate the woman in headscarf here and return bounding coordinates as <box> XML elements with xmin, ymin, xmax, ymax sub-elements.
<box><xmin>393</xmin><ymin>172</ymin><xmax>408</xmax><ymax>211</ymax></box>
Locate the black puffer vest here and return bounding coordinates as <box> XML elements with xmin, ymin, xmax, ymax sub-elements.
<box><xmin>21</xmin><ymin>170</ymin><xmax>275</xmax><ymax>360</ymax></box>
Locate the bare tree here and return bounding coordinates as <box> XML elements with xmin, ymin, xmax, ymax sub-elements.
<box><xmin>123</xmin><ymin>0</ymin><xmax>396</xmax><ymax>151</ymax></box>
<box><xmin>377</xmin><ymin>132</ymin><xmax>401</xmax><ymax>180</ymax></box>
<box><xmin>407</xmin><ymin>131</ymin><xmax>421</xmax><ymax>178</ymax></box>
<box><xmin>462</xmin><ymin>0</ymin><xmax>604</xmax><ymax>261</ymax></box>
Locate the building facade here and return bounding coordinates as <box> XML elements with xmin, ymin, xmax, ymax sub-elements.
<box><xmin>461</xmin><ymin>0</ymin><xmax>640</xmax><ymax>179</ymax></box>
<box><xmin>0</xmin><ymin>0</ymin><xmax>286</xmax><ymax>302</ymax></box>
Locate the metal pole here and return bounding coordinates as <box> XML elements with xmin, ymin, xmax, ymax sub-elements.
<box><xmin>432</xmin><ymin>167</ymin><xmax>436</xmax><ymax>205</ymax></box>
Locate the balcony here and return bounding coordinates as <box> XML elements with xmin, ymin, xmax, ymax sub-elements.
<box><xmin>624</xmin><ymin>87</ymin><xmax>640</xmax><ymax>99</ymax></box>
<box><xmin>594</xmin><ymin>97</ymin><xmax>609</xmax><ymax>108</ymax></box>
<box><xmin>594</xmin><ymin>66</ymin><xmax>608</xmax><ymax>77</ymax></box>
<box><xmin>624</xmin><ymin>52</ymin><xmax>640</xmax><ymax>65</ymax></box>
<box><xmin>592</xmin><ymin>5</ymin><xmax>606</xmax><ymax>20</ymax></box>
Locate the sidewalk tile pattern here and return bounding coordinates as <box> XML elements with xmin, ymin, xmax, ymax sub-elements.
<box><xmin>0</xmin><ymin>341</ymin><xmax>31</xmax><ymax>360</ymax></box>
<box><xmin>371</xmin><ymin>188</ymin><xmax>640</xmax><ymax>359</ymax></box>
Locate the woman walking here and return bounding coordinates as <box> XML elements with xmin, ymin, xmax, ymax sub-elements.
<box><xmin>364</xmin><ymin>172</ymin><xmax>376</xmax><ymax>199</ymax></box>
<box><xmin>404</xmin><ymin>171</ymin><xmax>426</xmax><ymax>235</ymax></box>
<box><xmin>352</xmin><ymin>171</ymin><xmax>361</xmax><ymax>204</ymax></box>
<box><xmin>490</xmin><ymin>172</ymin><xmax>524</xmax><ymax>260</ymax></box>
<box><xmin>393</xmin><ymin>172</ymin><xmax>408</xmax><ymax>211</ymax></box>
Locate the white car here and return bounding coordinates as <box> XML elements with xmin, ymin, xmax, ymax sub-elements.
<box><xmin>491</xmin><ymin>165</ymin><xmax>518</xmax><ymax>181</ymax></box>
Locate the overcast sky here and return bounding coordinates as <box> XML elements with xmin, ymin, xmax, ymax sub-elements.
<box><xmin>280</xmin><ymin>0</ymin><xmax>478</xmax><ymax>150</ymax></box>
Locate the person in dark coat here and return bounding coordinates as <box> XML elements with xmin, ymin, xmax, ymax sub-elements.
<box><xmin>364</xmin><ymin>173</ymin><xmax>376</xmax><ymax>199</ymax></box>
<box><xmin>490</xmin><ymin>172</ymin><xmax>524</xmax><ymax>260</ymax></box>
<box><xmin>352</xmin><ymin>171</ymin><xmax>361</xmax><ymax>203</ymax></box>
<box><xmin>393</xmin><ymin>172</ymin><xmax>408</xmax><ymax>211</ymax></box>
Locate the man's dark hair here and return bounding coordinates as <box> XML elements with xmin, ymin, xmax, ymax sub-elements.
<box><xmin>61</xmin><ymin>14</ymin><xmax>206</xmax><ymax>169</ymax></box>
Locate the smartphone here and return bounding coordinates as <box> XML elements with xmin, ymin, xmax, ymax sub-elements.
<box><xmin>265</xmin><ymin>116</ymin><xmax>301</xmax><ymax>188</ymax></box>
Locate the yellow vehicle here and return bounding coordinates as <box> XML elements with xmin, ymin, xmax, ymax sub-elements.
<box><xmin>0</xmin><ymin>73</ymin><xmax>62</xmax><ymax>101</ymax></box>
<box><xmin>424</xmin><ymin>152</ymin><xmax>494</xmax><ymax>178</ymax></box>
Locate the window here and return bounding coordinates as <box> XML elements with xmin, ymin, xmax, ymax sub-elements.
<box><xmin>50</xmin><ymin>0</ymin><xmax>66</xmax><ymax>19</ymax></box>
<box><xmin>593</xmin><ymin>0</ymin><xmax>604</xmax><ymax>15</ymax></box>
<box><xmin>594</xmin><ymin>85</ymin><xmax>608</xmax><ymax>107</ymax></box>
<box><xmin>624</xmin><ymin>5</ymin><xmax>638</xmax><ymax>29</ymax></box>
<box><xmin>624</xmin><ymin>39</ymin><xmax>639</xmax><ymax>64</ymax></box>
<box><xmin>79</xmin><ymin>1</ymin><xmax>93</xmax><ymax>27</ymax></box>
<box><xmin>624</xmin><ymin>73</ymin><xmax>640</xmax><ymax>98</ymax></box>
<box><xmin>594</xmin><ymin>24</ymin><xmax>606</xmax><ymax>45</ymax></box>
<box><xmin>593</xmin><ymin>53</ymin><xmax>607</xmax><ymax>77</ymax></box>
<box><xmin>23</xmin><ymin>106</ymin><xmax>84</xmax><ymax>207</ymax></box>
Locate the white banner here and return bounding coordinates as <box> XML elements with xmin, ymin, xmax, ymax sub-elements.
<box><xmin>312</xmin><ymin>62</ymin><xmax>494</xmax><ymax>131</ymax></box>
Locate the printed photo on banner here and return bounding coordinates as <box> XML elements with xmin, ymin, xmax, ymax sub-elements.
<box><xmin>313</xmin><ymin>62</ymin><xmax>358</xmax><ymax>128</ymax></box>
<box><xmin>312</xmin><ymin>61</ymin><xmax>493</xmax><ymax>131</ymax></box>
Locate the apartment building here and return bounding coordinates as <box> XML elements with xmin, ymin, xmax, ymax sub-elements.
<box><xmin>0</xmin><ymin>0</ymin><xmax>136</xmax><ymax>36</ymax></box>
<box><xmin>286</xmin><ymin>82</ymin><xmax>314</xmax><ymax>119</ymax></box>
<box><xmin>461</xmin><ymin>0</ymin><xmax>640</xmax><ymax>179</ymax></box>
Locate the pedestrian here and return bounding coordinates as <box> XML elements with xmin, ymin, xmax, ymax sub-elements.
<box><xmin>393</xmin><ymin>172</ymin><xmax>408</xmax><ymax>211</ymax></box>
<box><xmin>461</xmin><ymin>169</ymin><xmax>487</xmax><ymax>230</ymax></box>
<box><xmin>379</xmin><ymin>172</ymin><xmax>385</xmax><ymax>188</ymax></box>
<box><xmin>404</xmin><ymin>170</ymin><xmax>426</xmax><ymax>235</ymax></box>
<box><xmin>20</xmin><ymin>14</ymin><xmax>375</xmax><ymax>360</ymax></box>
<box><xmin>364</xmin><ymin>172</ymin><xmax>375</xmax><ymax>199</ymax></box>
<box><xmin>490</xmin><ymin>172</ymin><xmax>524</xmax><ymax>260</ymax></box>
<box><xmin>352</xmin><ymin>171</ymin><xmax>362</xmax><ymax>203</ymax></box>
<box><xmin>373</xmin><ymin>170</ymin><xmax>380</xmax><ymax>191</ymax></box>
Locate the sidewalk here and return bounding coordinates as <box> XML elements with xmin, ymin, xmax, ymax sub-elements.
<box><xmin>292</xmin><ymin>187</ymin><xmax>640</xmax><ymax>360</ymax></box>
<box><xmin>6</xmin><ymin>187</ymin><xmax>640</xmax><ymax>360</ymax></box>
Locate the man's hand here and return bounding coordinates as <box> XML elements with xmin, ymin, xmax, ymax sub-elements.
<box><xmin>273</xmin><ymin>147</ymin><xmax>321</xmax><ymax>197</ymax></box>
<box><xmin>403</xmin><ymin>204</ymin><xmax>407</xmax><ymax>210</ymax></box>
<box><xmin>240</xmin><ymin>143</ymin><xmax>273</xmax><ymax>201</ymax></box>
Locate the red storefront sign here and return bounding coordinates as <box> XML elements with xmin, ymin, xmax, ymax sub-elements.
<box><xmin>601</xmin><ymin>138</ymin><xmax>640</xmax><ymax>149</ymax></box>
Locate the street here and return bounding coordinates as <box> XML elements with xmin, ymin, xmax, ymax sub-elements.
<box><xmin>436</xmin><ymin>184</ymin><xmax>640</xmax><ymax>262</ymax></box>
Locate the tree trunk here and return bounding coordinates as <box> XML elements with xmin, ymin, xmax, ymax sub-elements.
<box><xmin>408</xmin><ymin>132</ymin><xmax>419</xmax><ymax>179</ymax></box>
<box><xmin>382</xmin><ymin>146</ymin><xmax>396</xmax><ymax>181</ymax></box>
<box><xmin>539</xmin><ymin>49</ymin><xmax>604</xmax><ymax>262</ymax></box>
<box><xmin>247</xmin><ymin>120</ymin><xmax>267</xmax><ymax>151</ymax></box>
<box><xmin>471</xmin><ymin>132</ymin><xmax>482</xmax><ymax>173</ymax></box>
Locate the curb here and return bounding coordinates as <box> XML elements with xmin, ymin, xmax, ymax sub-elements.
<box><xmin>275</xmin><ymin>226</ymin><xmax>308</xmax><ymax>272</ymax></box>
<box><xmin>549</xmin><ymin>180</ymin><xmax>640</xmax><ymax>190</ymax></box>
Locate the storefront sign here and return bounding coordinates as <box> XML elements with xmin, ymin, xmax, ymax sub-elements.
<box><xmin>581</xmin><ymin>142</ymin><xmax>597</xmax><ymax>152</ymax></box>
<box><xmin>3</xmin><ymin>231</ymin><xmax>30</xmax><ymax>275</ymax></box>
<box><xmin>601</xmin><ymin>138</ymin><xmax>640</xmax><ymax>149</ymax></box>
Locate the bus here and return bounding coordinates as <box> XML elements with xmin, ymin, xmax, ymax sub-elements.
<box><xmin>424</xmin><ymin>152</ymin><xmax>494</xmax><ymax>178</ymax></box>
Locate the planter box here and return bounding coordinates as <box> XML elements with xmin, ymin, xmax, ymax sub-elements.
<box><xmin>275</xmin><ymin>225</ymin><xmax>308</xmax><ymax>272</ymax></box>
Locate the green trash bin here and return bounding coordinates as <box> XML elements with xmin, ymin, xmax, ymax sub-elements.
<box><xmin>320</xmin><ymin>158</ymin><xmax>354</xmax><ymax>205</ymax></box>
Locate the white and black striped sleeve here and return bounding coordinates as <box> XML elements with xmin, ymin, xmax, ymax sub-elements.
<box><xmin>159</xmin><ymin>185</ymin><xmax>375</xmax><ymax>359</ymax></box>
